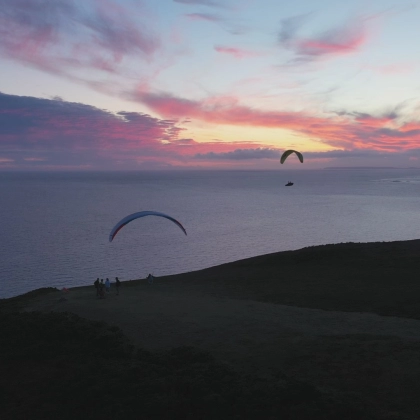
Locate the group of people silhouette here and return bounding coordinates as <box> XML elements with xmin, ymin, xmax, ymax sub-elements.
<box><xmin>94</xmin><ymin>277</ymin><xmax>121</xmax><ymax>298</ymax></box>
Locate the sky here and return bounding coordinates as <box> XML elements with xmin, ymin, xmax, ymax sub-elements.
<box><xmin>0</xmin><ymin>0</ymin><xmax>419</xmax><ymax>170</ymax></box>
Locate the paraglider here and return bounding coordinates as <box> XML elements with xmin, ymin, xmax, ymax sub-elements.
<box><xmin>109</xmin><ymin>211</ymin><xmax>187</xmax><ymax>242</ymax></box>
<box><xmin>280</xmin><ymin>150</ymin><xmax>303</xmax><ymax>164</ymax></box>
<box><xmin>280</xmin><ymin>150</ymin><xmax>303</xmax><ymax>186</ymax></box>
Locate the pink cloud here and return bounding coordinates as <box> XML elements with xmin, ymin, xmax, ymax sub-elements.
<box><xmin>214</xmin><ymin>45</ymin><xmax>261</xmax><ymax>59</ymax></box>
<box><xmin>0</xmin><ymin>0</ymin><xmax>159</xmax><ymax>77</ymax></box>
<box><xmin>132</xmin><ymin>90</ymin><xmax>331</xmax><ymax>129</ymax></box>
<box><xmin>0</xmin><ymin>92</ymin><xmax>272</xmax><ymax>169</ymax></box>
<box><xmin>2</xmin><ymin>92</ymin><xmax>420</xmax><ymax>169</ymax></box>
<box><xmin>296</xmin><ymin>30</ymin><xmax>366</xmax><ymax>56</ymax></box>
<box><xmin>131</xmin><ymin>90</ymin><xmax>420</xmax><ymax>152</ymax></box>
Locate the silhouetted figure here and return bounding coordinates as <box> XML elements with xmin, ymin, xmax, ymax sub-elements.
<box><xmin>99</xmin><ymin>279</ymin><xmax>105</xmax><ymax>299</ymax></box>
<box><xmin>94</xmin><ymin>278</ymin><xmax>99</xmax><ymax>296</ymax></box>
<box><xmin>115</xmin><ymin>277</ymin><xmax>121</xmax><ymax>295</ymax></box>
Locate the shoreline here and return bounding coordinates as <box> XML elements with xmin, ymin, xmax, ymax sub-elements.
<box><xmin>3</xmin><ymin>238</ymin><xmax>420</xmax><ymax>319</ymax></box>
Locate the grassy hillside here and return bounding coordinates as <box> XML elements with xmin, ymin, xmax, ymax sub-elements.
<box><xmin>2</xmin><ymin>240</ymin><xmax>420</xmax><ymax>419</ymax></box>
<box><xmin>0</xmin><ymin>311</ymin><xmax>370</xmax><ymax>420</ymax></box>
<box><xmin>156</xmin><ymin>240</ymin><xmax>420</xmax><ymax>319</ymax></box>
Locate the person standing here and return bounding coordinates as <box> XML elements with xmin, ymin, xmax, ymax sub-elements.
<box><xmin>115</xmin><ymin>277</ymin><xmax>121</xmax><ymax>295</ymax></box>
<box><xmin>99</xmin><ymin>279</ymin><xmax>105</xmax><ymax>299</ymax></box>
<box><xmin>105</xmin><ymin>278</ymin><xmax>110</xmax><ymax>293</ymax></box>
<box><xmin>94</xmin><ymin>278</ymin><xmax>100</xmax><ymax>296</ymax></box>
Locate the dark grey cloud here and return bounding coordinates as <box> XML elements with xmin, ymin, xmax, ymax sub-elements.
<box><xmin>192</xmin><ymin>148</ymin><xmax>415</xmax><ymax>163</ymax></box>
<box><xmin>336</xmin><ymin>110</ymin><xmax>398</xmax><ymax>120</ymax></box>
<box><xmin>304</xmin><ymin>149</ymin><xmax>388</xmax><ymax>159</ymax></box>
<box><xmin>0</xmin><ymin>92</ymin><xmax>182</xmax><ymax>169</ymax></box>
<box><xmin>194</xmin><ymin>148</ymin><xmax>280</xmax><ymax>160</ymax></box>
<box><xmin>169</xmin><ymin>138</ymin><xmax>196</xmax><ymax>145</ymax></box>
<box><xmin>378</xmin><ymin>127</ymin><xmax>420</xmax><ymax>138</ymax></box>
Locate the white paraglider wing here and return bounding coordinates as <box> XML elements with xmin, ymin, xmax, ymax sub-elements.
<box><xmin>109</xmin><ymin>211</ymin><xmax>187</xmax><ymax>242</ymax></box>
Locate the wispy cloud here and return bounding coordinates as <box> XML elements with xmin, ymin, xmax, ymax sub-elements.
<box><xmin>0</xmin><ymin>0</ymin><xmax>159</xmax><ymax>77</ymax></box>
<box><xmin>174</xmin><ymin>0</ymin><xmax>226</xmax><ymax>8</ymax></box>
<box><xmin>368</xmin><ymin>63</ymin><xmax>416</xmax><ymax>75</ymax></box>
<box><xmin>278</xmin><ymin>13</ymin><xmax>311</xmax><ymax>44</ymax></box>
<box><xmin>184</xmin><ymin>11</ymin><xmax>248</xmax><ymax>34</ymax></box>
<box><xmin>214</xmin><ymin>45</ymin><xmax>261</xmax><ymax>59</ymax></box>
<box><xmin>185</xmin><ymin>12</ymin><xmax>223</xmax><ymax>22</ymax></box>
<box><xmin>279</xmin><ymin>15</ymin><xmax>367</xmax><ymax>62</ymax></box>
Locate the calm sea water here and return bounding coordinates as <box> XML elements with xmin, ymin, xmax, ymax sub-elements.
<box><xmin>1</xmin><ymin>169</ymin><xmax>420</xmax><ymax>298</ymax></box>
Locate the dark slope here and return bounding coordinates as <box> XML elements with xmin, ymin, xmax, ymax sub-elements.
<box><xmin>156</xmin><ymin>240</ymin><xmax>420</xmax><ymax>319</ymax></box>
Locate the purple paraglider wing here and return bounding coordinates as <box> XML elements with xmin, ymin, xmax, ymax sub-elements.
<box><xmin>109</xmin><ymin>211</ymin><xmax>187</xmax><ymax>242</ymax></box>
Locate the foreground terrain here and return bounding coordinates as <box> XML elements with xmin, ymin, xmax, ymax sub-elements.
<box><xmin>2</xmin><ymin>240</ymin><xmax>420</xmax><ymax>419</ymax></box>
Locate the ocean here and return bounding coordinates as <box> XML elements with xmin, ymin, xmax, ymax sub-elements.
<box><xmin>1</xmin><ymin>169</ymin><xmax>420</xmax><ymax>298</ymax></box>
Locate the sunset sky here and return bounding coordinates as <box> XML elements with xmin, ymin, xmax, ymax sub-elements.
<box><xmin>1</xmin><ymin>0</ymin><xmax>419</xmax><ymax>170</ymax></box>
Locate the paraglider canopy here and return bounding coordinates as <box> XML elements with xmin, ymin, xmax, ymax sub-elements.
<box><xmin>280</xmin><ymin>150</ymin><xmax>303</xmax><ymax>164</ymax></box>
<box><xmin>109</xmin><ymin>211</ymin><xmax>187</xmax><ymax>242</ymax></box>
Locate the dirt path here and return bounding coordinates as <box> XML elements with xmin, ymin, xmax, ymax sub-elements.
<box><xmin>27</xmin><ymin>282</ymin><xmax>420</xmax><ymax>360</ymax></box>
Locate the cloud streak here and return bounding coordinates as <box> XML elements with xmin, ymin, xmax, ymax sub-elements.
<box><xmin>195</xmin><ymin>148</ymin><xmax>280</xmax><ymax>160</ymax></box>
<box><xmin>214</xmin><ymin>45</ymin><xmax>261</xmax><ymax>59</ymax></box>
<box><xmin>185</xmin><ymin>12</ymin><xmax>223</xmax><ymax>22</ymax></box>
<box><xmin>174</xmin><ymin>0</ymin><xmax>226</xmax><ymax>8</ymax></box>
<box><xmin>193</xmin><ymin>148</ymin><xmax>420</xmax><ymax>166</ymax></box>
